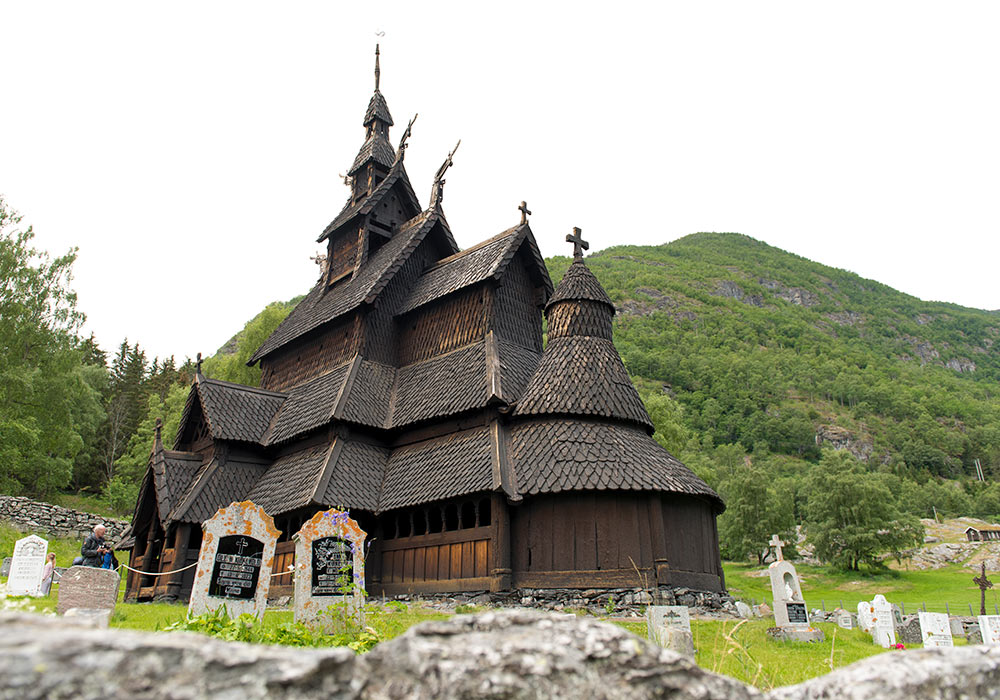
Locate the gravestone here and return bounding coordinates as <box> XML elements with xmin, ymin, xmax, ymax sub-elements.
<box><xmin>898</xmin><ymin>616</ymin><xmax>923</xmax><ymax>645</ymax></box>
<box><xmin>1</xmin><ymin>557</ymin><xmax>11</xmax><ymax>577</ymax></box>
<box><xmin>765</xmin><ymin>535</ymin><xmax>823</xmax><ymax>642</ymax></box>
<box><xmin>978</xmin><ymin>615</ymin><xmax>1000</xmax><ymax>646</ymax></box>
<box><xmin>56</xmin><ymin>566</ymin><xmax>119</xmax><ymax>615</ymax></box>
<box><xmin>870</xmin><ymin>595</ymin><xmax>897</xmax><ymax>648</ymax></box>
<box><xmin>645</xmin><ymin>605</ymin><xmax>694</xmax><ymax>657</ymax></box>
<box><xmin>735</xmin><ymin>601</ymin><xmax>752</xmax><ymax>619</ymax></box>
<box><xmin>917</xmin><ymin>611</ymin><xmax>954</xmax><ymax>648</ymax></box>
<box><xmin>857</xmin><ymin>600</ymin><xmax>874</xmax><ymax>633</ymax></box>
<box><xmin>293</xmin><ymin>508</ymin><xmax>367</xmax><ymax>626</ymax></box>
<box><xmin>188</xmin><ymin>501</ymin><xmax>279</xmax><ymax>619</ymax></box>
<box><xmin>6</xmin><ymin>534</ymin><xmax>47</xmax><ymax>596</ymax></box>
<box><xmin>836</xmin><ymin>609</ymin><xmax>854</xmax><ymax>630</ymax></box>
<box><xmin>948</xmin><ymin>617</ymin><xmax>965</xmax><ymax>637</ymax></box>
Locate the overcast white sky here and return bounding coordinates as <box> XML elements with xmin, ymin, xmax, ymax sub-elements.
<box><xmin>2</xmin><ymin>1</ymin><xmax>998</xmax><ymax>362</ymax></box>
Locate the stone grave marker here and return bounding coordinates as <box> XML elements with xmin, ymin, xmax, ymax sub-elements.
<box><xmin>294</xmin><ymin>508</ymin><xmax>367</xmax><ymax>626</ymax></box>
<box><xmin>899</xmin><ymin>616</ymin><xmax>923</xmax><ymax>645</ymax></box>
<box><xmin>1</xmin><ymin>557</ymin><xmax>11</xmax><ymax>577</ymax></box>
<box><xmin>978</xmin><ymin>615</ymin><xmax>1000</xmax><ymax>646</ymax></box>
<box><xmin>836</xmin><ymin>609</ymin><xmax>854</xmax><ymax>630</ymax></box>
<box><xmin>188</xmin><ymin>501</ymin><xmax>279</xmax><ymax>619</ymax></box>
<box><xmin>6</xmin><ymin>534</ymin><xmax>48</xmax><ymax>596</ymax></box>
<box><xmin>870</xmin><ymin>595</ymin><xmax>897</xmax><ymax>648</ymax></box>
<box><xmin>56</xmin><ymin>566</ymin><xmax>119</xmax><ymax>615</ymax></box>
<box><xmin>857</xmin><ymin>600</ymin><xmax>874</xmax><ymax>633</ymax></box>
<box><xmin>765</xmin><ymin>535</ymin><xmax>823</xmax><ymax>642</ymax></box>
<box><xmin>918</xmin><ymin>611</ymin><xmax>954</xmax><ymax>648</ymax></box>
<box><xmin>735</xmin><ymin>601</ymin><xmax>752</xmax><ymax>619</ymax></box>
<box><xmin>646</xmin><ymin>605</ymin><xmax>694</xmax><ymax>657</ymax></box>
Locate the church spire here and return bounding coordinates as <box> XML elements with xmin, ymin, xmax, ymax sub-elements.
<box><xmin>375</xmin><ymin>43</ymin><xmax>381</xmax><ymax>91</ymax></box>
<box><xmin>348</xmin><ymin>45</ymin><xmax>396</xmax><ymax>199</ymax></box>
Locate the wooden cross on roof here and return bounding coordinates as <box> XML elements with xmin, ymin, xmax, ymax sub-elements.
<box><xmin>519</xmin><ymin>201</ymin><xmax>531</xmax><ymax>225</ymax></box>
<box><xmin>769</xmin><ymin>534</ymin><xmax>784</xmax><ymax>562</ymax></box>
<box><xmin>196</xmin><ymin>352</ymin><xmax>203</xmax><ymax>375</ymax></box>
<box><xmin>154</xmin><ymin>417</ymin><xmax>162</xmax><ymax>442</ymax></box>
<box><xmin>974</xmin><ymin>562</ymin><xmax>993</xmax><ymax>615</ymax></box>
<box><xmin>566</xmin><ymin>227</ymin><xmax>589</xmax><ymax>259</ymax></box>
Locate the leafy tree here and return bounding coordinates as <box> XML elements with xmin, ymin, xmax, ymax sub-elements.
<box><xmin>717</xmin><ymin>457</ymin><xmax>796</xmax><ymax>564</ymax></box>
<box><xmin>804</xmin><ymin>450</ymin><xmax>923</xmax><ymax>570</ymax></box>
<box><xmin>0</xmin><ymin>195</ymin><xmax>103</xmax><ymax>496</ymax></box>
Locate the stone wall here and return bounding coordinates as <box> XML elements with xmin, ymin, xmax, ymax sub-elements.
<box><xmin>0</xmin><ymin>496</ymin><xmax>129</xmax><ymax>542</ymax></box>
<box><xmin>5</xmin><ymin>609</ymin><xmax>1000</xmax><ymax>699</ymax></box>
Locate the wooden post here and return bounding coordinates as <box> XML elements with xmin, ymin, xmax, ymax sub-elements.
<box><xmin>648</xmin><ymin>494</ymin><xmax>669</xmax><ymax>587</ymax></box>
<box><xmin>490</xmin><ymin>493</ymin><xmax>512</xmax><ymax>592</ymax></box>
<box><xmin>165</xmin><ymin>523</ymin><xmax>192</xmax><ymax>600</ymax></box>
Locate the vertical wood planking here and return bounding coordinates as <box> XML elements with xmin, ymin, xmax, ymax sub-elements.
<box><xmin>474</xmin><ymin>539</ymin><xmax>488</xmax><ymax>577</ymax></box>
<box><xmin>574</xmin><ymin>493</ymin><xmax>597</xmax><ymax>570</ymax></box>
<box><xmin>596</xmin><ymin>495</ymin><xmax>617</xmax><ymax>570</ymax></box>
<box><xmin>462</xmin><ymin>541</ymin><xmax>474</xmax><ymax>578</ymax></box>
<box><xmin>534</xmin><ymin>499</ymin><xmax>554</xmax><ymax>570</ymax></box>
<box><xmin>636</xmin><ymin>496</ymin><xmax>653</xmax><ymax>568</ymax></box>
<box><xmin>618</xmin><ymin>499</ymin><xmax>642</xmax><ymax>571</ymax></box>
<box><xmin>403</xmin><ymin>549</ymin><xmax>415</xmax><ymax>582</ymax></box>
<box><xmin>413</xmin><ymin>548</ymin><xmax>426</xmax><ymax>582</ymax></box>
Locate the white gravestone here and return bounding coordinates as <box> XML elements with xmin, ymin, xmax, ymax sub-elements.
<box><xmin>870</xmin><ymin>595</ymin><xmax>897</xmax><ymax>648</ymax></box>
<box><xmin>645</xmin><ymin>605</ymin><xmax>694</xmax><ymax>657</ymax></box>
<box><xmin>857</xmin><ymin>600</ymin><xmax>874</xmax><ymax>633</ymax></box>
<box><xmin>918</xmin><ymin>611</ymin><xmax>954</xmax><ymax>648</ymax></box>
<box><xmin>978</xmin><ymin>615</ymin><xmax>1000</xmax><ymax>646</ymax></box>
<box><xmin>294</xmin><ymin>508</ymin><xmax>367</xmax><ymax>626</ymax></box>
<box><xmin>188</xmin><ymin>501</ymin><xmax>279</xmax><ymax>619</ymax></box>
<box><xmin>836</xmin><ymin>609</ymin><xmax>855</xmax><ymax>630</ymax></box>
<box><xmin>6</xmin><ymin>535</ymin><xmax>48</xmax><ymax>597</ymax></box>
<box><xmin>766</xmin><ymin>536</ymin><xmax>809</xmax><ymax>628</ymax></box>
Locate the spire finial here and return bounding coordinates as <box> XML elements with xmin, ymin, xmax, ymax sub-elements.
<box><xmin>518</xmin><ymin>201</ymin><xmax>532</xmax><ymax>225</ymax></box>
<box><xmin>375</xmin><ymin>44</ymin><xmax>381</xmax><ymax>91</ymax></box>
<box><xmin>566</xmin><ymin>227</ymin><xmax>589</xmax><ymax>259</ymax></box>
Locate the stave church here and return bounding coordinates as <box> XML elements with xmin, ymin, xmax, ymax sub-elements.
<box><xmin>125</xmin><ymin>48</ymin><xmax>725</xmax><ymax>603</ymax></box>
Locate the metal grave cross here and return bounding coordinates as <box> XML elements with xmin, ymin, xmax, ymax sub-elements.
<box><xmin>769</xmin><ymin>534</ymin><xmax>785</xmax><ymax>562</ymax></box>
<box><xmin>519</xmin><ymin>201</ymin><xmax>532</xmax><ymax>225</ymax></box>
<box><xmin>566</xmin><ymin>227</ymin><xmax>589</xmax><ymax>258</ymax></box>
<box><xmin>974</xmin><ymin>562</ymin><xmax>994</xmax><ymax>615</ymax></box>
<box><xmin>235</xmin><ymin>537</ymin><xmax>250</xmax><ymax>556</ymax></box>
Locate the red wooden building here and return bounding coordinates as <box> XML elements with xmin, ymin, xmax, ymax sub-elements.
<box><xmin>126</xmin><ymin>49</ymin><xmax>725</xmax><ymax>603</ymax></box>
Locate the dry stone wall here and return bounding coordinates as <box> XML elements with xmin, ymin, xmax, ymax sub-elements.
<box><xmin>0</xmin><ymin>496</ymin><xmax>129</xmax><ymax>541</ymax></box>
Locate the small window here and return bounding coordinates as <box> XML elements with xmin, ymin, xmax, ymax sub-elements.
<box><xmin>478</xmin><ymin>498</ymin><xmax>492</xmax><ymax>527</ymax></box>
<box><xmin>461</xmin><ymin>502</ymin><xmax>477</xmax><ymax>529</ymax></box>
<box><xmin>379</xmin><ymin>513</ymin><xmax>396</xmax><ymax>540</ymax></box>
<box><xmin>428</xmin><ymin>508</ymin><xmax>443</xmax><ymax>533</ymax></box>
<box><xmin>412</xmin><ymin>510</ymin><xmax>427</xmax><ymax>536</ymax></box>
<box><xmin>444</xmin><ymin>504</ymin><xmax>459</xmax><ymax>531</ymax></box>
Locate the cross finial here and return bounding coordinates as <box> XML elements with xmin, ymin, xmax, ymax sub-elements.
<box><xmin>196</xmin><ymin>352</ymin><xmax>203</xmax><ymax>375</ymax></box>
<box><xmin>769</xmin><ymin>534</ymin><xmax>784</xmax><ymax>561</ymax></box>
<box><xmin>566</xmin><ymin>227</ymin><xmax>589</xmax><ymax>259</ymax></box>
<box><xmin>974</xmin><ymin>562</ymin><xmax>994</xmax><ymax>615</ymax></box>
<box><xmin>154</xmin><ymin>417</ymin><xmax>162</xmax><ymax>442</ymax></box>
<box><xmin>374</xmin><ymin>44</ymin><xmax>381</xmax><ymax>91</ymax></box>
<box><xmin>518</xmin><ymin>201</ymin><xmax>531</xmax><ymax>225</ymax></box>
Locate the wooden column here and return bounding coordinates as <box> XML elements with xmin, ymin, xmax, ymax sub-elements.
<box><xmin>164</xmin><ymin>523</ymin><xmax>192</xmax><ymax>599</ymax></box>
<box><xmin>648</xmin><ymin>494</ymin><xmax>671</xmax><ymax>587</ymax></box>
<box><xmin>490</xmin><ymin>494</ymin><xmax>512</xmax><ymax>592</ymax></box>
<box><xmin>125</xmin><ymin>538</ymin><xmax>146</xmax><ymax>601</ymax></box>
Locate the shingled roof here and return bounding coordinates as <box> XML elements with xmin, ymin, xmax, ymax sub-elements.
<box><xmin>509</xmin><ymin>419</ymin><xmax>723</xmax><ymax>510</ymax></box>
<box><xmin>246</xmin><ymin>443</ymin><xmax>332</xmax><ymax>516</ymax></box>
<box><xmin>363</xmin><ymin>89</ymin><xmax>393</xmax><ymax>127</ymax></box>
<box><xmin>249</xmin><ymin>209</ymin><xmax>447</xmax><ymax>364</ymax></box>
<box><xmin>348</xmin><ymin>131</ymin><xmax>396</xmax><ymax>176</ymax></box>
<box><xmin>380</xmin><ymin>426</ymin><xmax>495</xmax><ymax>511</ymax></box>
<box><xmin>390</xmin><ymin>341</ymin><xmax>488</xmax><ymax>428</ymax></box>
<box><xmin>319</xmin><ymin>439</ymin><xmax>387</xmax><ymax>511</ymax></box>
<box><xmin>396</xmin><ymin>224</ymin><xmax>552</xmax><ymax>315</ymax></box>
<box><xmin>168</xmin><ymin>457</ymin><xmax>270</xmax><ymax>524</ymax></box>
<box><xmin>263</xmin><ymin>362</ymin><xmax>353</xmax><ymax>446</ymax></box>
<box><xmin>545</xmin><ymin>258</ymin><xmax>615</xmax><ymax>311</ymax></box>
<box><xmin>318</xmin><ymin>159</ymin><xmax>421</xmax><ymax>243</ymax></box>
<box><xmin>512</xmin><ymin>336</ymin><xmax>653</xmax><ymax>430</ymax></box>
<box><xmin>150</xmin><ymin>448</ymin><xmax>202</xmax><ymax>522</ymax></box>
<box><xmin>176</xmin><ymin>378</ymin><xmax>286</xmax><ymax>446</ymax></box>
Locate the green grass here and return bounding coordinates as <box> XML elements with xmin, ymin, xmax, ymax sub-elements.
<box><xmin>724</xmin><ymin>561</ymin><xmax>1000</xmax><ymax>616</ymax></box>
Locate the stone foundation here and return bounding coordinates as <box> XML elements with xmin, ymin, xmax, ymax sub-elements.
<box><xmin>0</xmin><ymin>496</ymin><xmax>129</xmax><ymax>542</ymax></box>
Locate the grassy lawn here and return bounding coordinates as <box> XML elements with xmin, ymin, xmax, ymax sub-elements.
<box><xmin>724</xmin><ymin>561</ymin><xmax>1000</xmax><ymax>616</ymax></box>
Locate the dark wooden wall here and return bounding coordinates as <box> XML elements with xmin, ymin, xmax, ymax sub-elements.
<box><xmin>494</xmin><ymin>255</ymin><xmax>543</xmax><ymax>352</ymax></box>
<box><xmin>397</xmin><ymin>286</ymin><xmax>489</xmax><ymax>365</ymax></box>
<box><xmin>261</xmin><ymin>315</ymin><xmax>361</xmax><ymax>392</ymax></box>
<box><xmin>509</xmin><ymin>491</ymin><xmax>723</xmax><ymax>591</ymax></box>
<box><xmin>326</xmin><ymin>227</ymin><xmax>363</xmax><ymax>284</ymax></box>
<box><xmin>363</xmin><ymin>243</ymin><xmax>434</xmax><ymax>365</ymax></box>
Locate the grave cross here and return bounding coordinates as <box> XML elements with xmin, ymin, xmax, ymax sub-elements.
<box><xmin>769</xmin><ymin>534</ymin><xmax>785</xmax><ymax>562</ymax></box>
<box><xmin>566</xmin><ymin>227</ymin><xmax>589</xmax><ymax>259</ymax></box>
<box><xmin>236</xmin><ymin>537</ymin><xmax>250</xmax><ymax>556</ymax></box>
<box><xmin>974</xmin><ymin>562</ymin><xmax>993</xmax><ymax>615</ymax></box>
<box><xmin>196</xmin><ymin>352</ymin><xmax>203</xmax><ymax>375</ymax></box>
<box><xmin>519</xmin><ymin>201</ymin><xmax>532</xmax><ymax>225</ymax></box>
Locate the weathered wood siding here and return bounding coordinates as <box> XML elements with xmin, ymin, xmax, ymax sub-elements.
<box><xmin>326</xmin><ymin>227</ymin><xmax>363</xmax><ymax>283</ymax></box>
<box><xmin>494</xmin><ymin>256</ymin><xmax>543</xmax><ymax>352</ymax></box>
<box><xmin>375</xmin><ymin>527</ymin><xmax>492</xmax><ymax>594</ymax></box>
<box><xmin>260</xmin><ymin>315</ymin><xmax>361</xmax><ymax>392</ymax></box>
<box><xmin>397</xmin><ymin>286</ymin><xmax>488</xmax><ymax>365</ymax></box>
<box><xmin>510</xmin><ymin>492</ymin><xmax>723</xmax><ymax>591</ymax></box>
<box><xmin>363</xmin><ymin>243</ymin><xmax>434</xmax><ymax>365</ymax></box>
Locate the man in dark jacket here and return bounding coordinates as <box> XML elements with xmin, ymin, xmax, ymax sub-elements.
<box><xmin>80</xmin><ymin>524</ymin><xmax>109</xmax><ymax>567</ymax></box>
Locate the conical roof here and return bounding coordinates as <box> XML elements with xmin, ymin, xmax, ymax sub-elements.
<box><xmin>545</xmin><ymin>259</ymin><xmax>615</xmax><ymax>311</ymax></box>
<box><xmin>364</xmin><ymin>90</ymin><xmax>393</xmax><ymax>127</ymax></box>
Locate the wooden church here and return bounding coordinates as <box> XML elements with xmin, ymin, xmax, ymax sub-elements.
<box><xmin>126</xmin><ymin>49</ymin><xmax>725</xmax><ymax>603</ymax></box>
